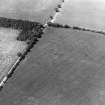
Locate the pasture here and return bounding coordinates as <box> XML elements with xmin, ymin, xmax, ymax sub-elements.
<box><xmin>1</xmin><ymin>27</ymin><xmax>105</xmax><ymax>105</ymax></box>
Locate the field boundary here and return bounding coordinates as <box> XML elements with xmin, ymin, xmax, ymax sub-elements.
<box><xmin>47</xmin><ymin>22</ymin><xmax>105</xmax><ymax>36</ymax></box>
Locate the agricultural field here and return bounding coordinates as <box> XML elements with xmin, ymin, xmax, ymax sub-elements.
<box><xmin>54</xmin><ymin>0</ymin><xmax>105</xmax><ymax>31</ymax></box>
<box><xmin>0</xmin><ymin>28</ymin><xmax>26</xmax><ymax>82</ymax></box>
<box><xmin>1</xmin><ymin>0</ymin><xmax>105</xmax><ymax>105</ymax></box>
<box><xmin>1</xmin><ymin>27</ymin><xmax>105</xmax><ymax>105</ymax></box>
<box><xmin>0</xmin><ymin>17</ymin><xmax>43</xmax><ymax>85</ymax></box>
<box><xmin>0</xmin><ymin>0</ymin><xmax>60</xmax><ymax>24</ymax></box>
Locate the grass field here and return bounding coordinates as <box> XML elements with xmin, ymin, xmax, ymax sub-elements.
<box><xmin>54</xmin><ymin>0</ymin><xmax>105</xmax><ymax>31</ymax></box>
<box><xmin>0</xmin><ymin>28</ymin><xmax>27</xmax><ymax>81</ymax></box>
<box><xmin>1</xmin><ymin>27</ymin><xmax>105</xmax><ymax>105</ymax></box>
<box><xmin>0</xmin><ymin>0</ymin><xmax>60</xmax><ymax>24</ymax></box>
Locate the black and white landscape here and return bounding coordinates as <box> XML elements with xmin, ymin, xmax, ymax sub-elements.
<box><xmin>0</xmin><ymin>0</ymin><xmax>105</xmax><ymax>105</ymax></box>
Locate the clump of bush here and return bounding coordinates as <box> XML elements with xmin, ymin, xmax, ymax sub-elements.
<box><xmin>48</xmin><ymin>22</ymin><xmax>64</xmax><ymax>28</ymax></box>
<box><xmin>0</xmin><ymin>17</ymin><xmax>43</xmax><ymax>30</ymax></box>
<box><xmin>17</xmin><ymin>30</ymin><xmax>35</xmax><ymax>41</ymax></box>
<box><xmin>97</xmin><ymin>31</ymin><xmax>105</xmax><ymax>35</ymax></box>
<box><xmin>16</xmin><ymin>21</ymin><xmax>43</xmax><ymax>42</ymax></box>
<box><xmin>47</xmin><ymin>22</ymin><xmax>71</xmax><ymax>29</ymax></box>
<box><xmin>64</xmin><ymin>24</ymin><xmax>71</xmax><ymax>28</ymax></box>
<box><xmin>73</xmin><ymin>26</ymin><xmax>81</xmax><ymax>30</ymax></box>
<box><xmin>81</xmin><ymin>28</ymin><xmax>87</xmax><ymax>31</ymax></box>
<box><xmin>57</xmin><ymin>4</ymin><xmax>61</xmax><ymax>8</ymax></box>
<box><xmin>55</xmin><ymin>8</ymin><xmax>60</xmax><ymax>12</ymax></box>
<box><xmin>17</xmin><ymin>52</ymin><xmax>23</xmax><ymax>57</ymax></box>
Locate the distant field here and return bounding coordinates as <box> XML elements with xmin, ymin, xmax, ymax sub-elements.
<box><xmin>0</xmin><ymin>0</ymin><xmax>60</xmax><ymax>24</ymax></box>
<box><xmin>1</xmin><ymin>27</ymin><xmax>105</xmax><ymax>105</ymax></box>
<box><xmin>54</xmin><ymin>0</ymin><xmax>105</xmax><ymax>31</ymax></box>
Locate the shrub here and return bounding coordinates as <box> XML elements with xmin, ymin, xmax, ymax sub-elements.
<box><xmin>47</xmin><ymin>22</ymin><xmax>63</xmax><ymax>28</ymax></box>
<box><xmin>73</xmin><ymin>26</ymin><xmax>81</xmax><ymax>30</ymax></box>
<box><xmin>49</xmin><ymin>16</ymin><xmax>53</xmax><ymax>19</ymax></box>
<box><xmin>55</xmin><ymin>8</ymin><xmax>59</xmax><ymax>12</ymax></box>
<box><xmin>57</xmin><ymin>4</ymin><xmax>61</xmax><ymax>8</ymax></box>
<box><xmin>64</xmin><ymin>24</ymin><xmax>70</xmax><ymax>28</ymax></box>
<box><xmin>17</xmin><ymin>52</ymin><xmax>22</xmax><ymax>57</ymax></box>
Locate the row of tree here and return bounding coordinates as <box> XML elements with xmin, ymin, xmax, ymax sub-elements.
<box><xmin>0</xmin><ymin>17</ymin><xmax>43</xmax><ymax>30</ymax></box>
<box><xmin>17</xmin><ymin>26</ymin><xmax>44</xmax><ymax>41</ymax></box>
<box><xmin>47</xmin><ymin>22</ymin><xmax>70</xmax><ymax>28</ymax></box>
<box><xmin>47</xmin><ymin>22</ymin><xmax>105</xmax><ymax>36</ymax></box>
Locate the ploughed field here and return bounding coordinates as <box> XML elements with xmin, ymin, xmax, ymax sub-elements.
<box><xmin>54</xmin><ymin>0</ymin><xmax>105</xmax><ymax>31</ymax></box>
<box><xmin>0</xmin><ymin>28</ymin><xmax>26</xmax><ymax>81</ymax></box>
<box><xmin>0</xmin><ymin>17</ymin><xmax>43</xmax><ymax>83</ymax></box>
<box><xmin>0</xmin><ymin>0</ymin><xmax>60</xmax><ymax>24</ymax></box>
<box><xmin>1</xmin><ymin>27</ymin><xmax>105</xmax><ymax>105</ymax></box>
